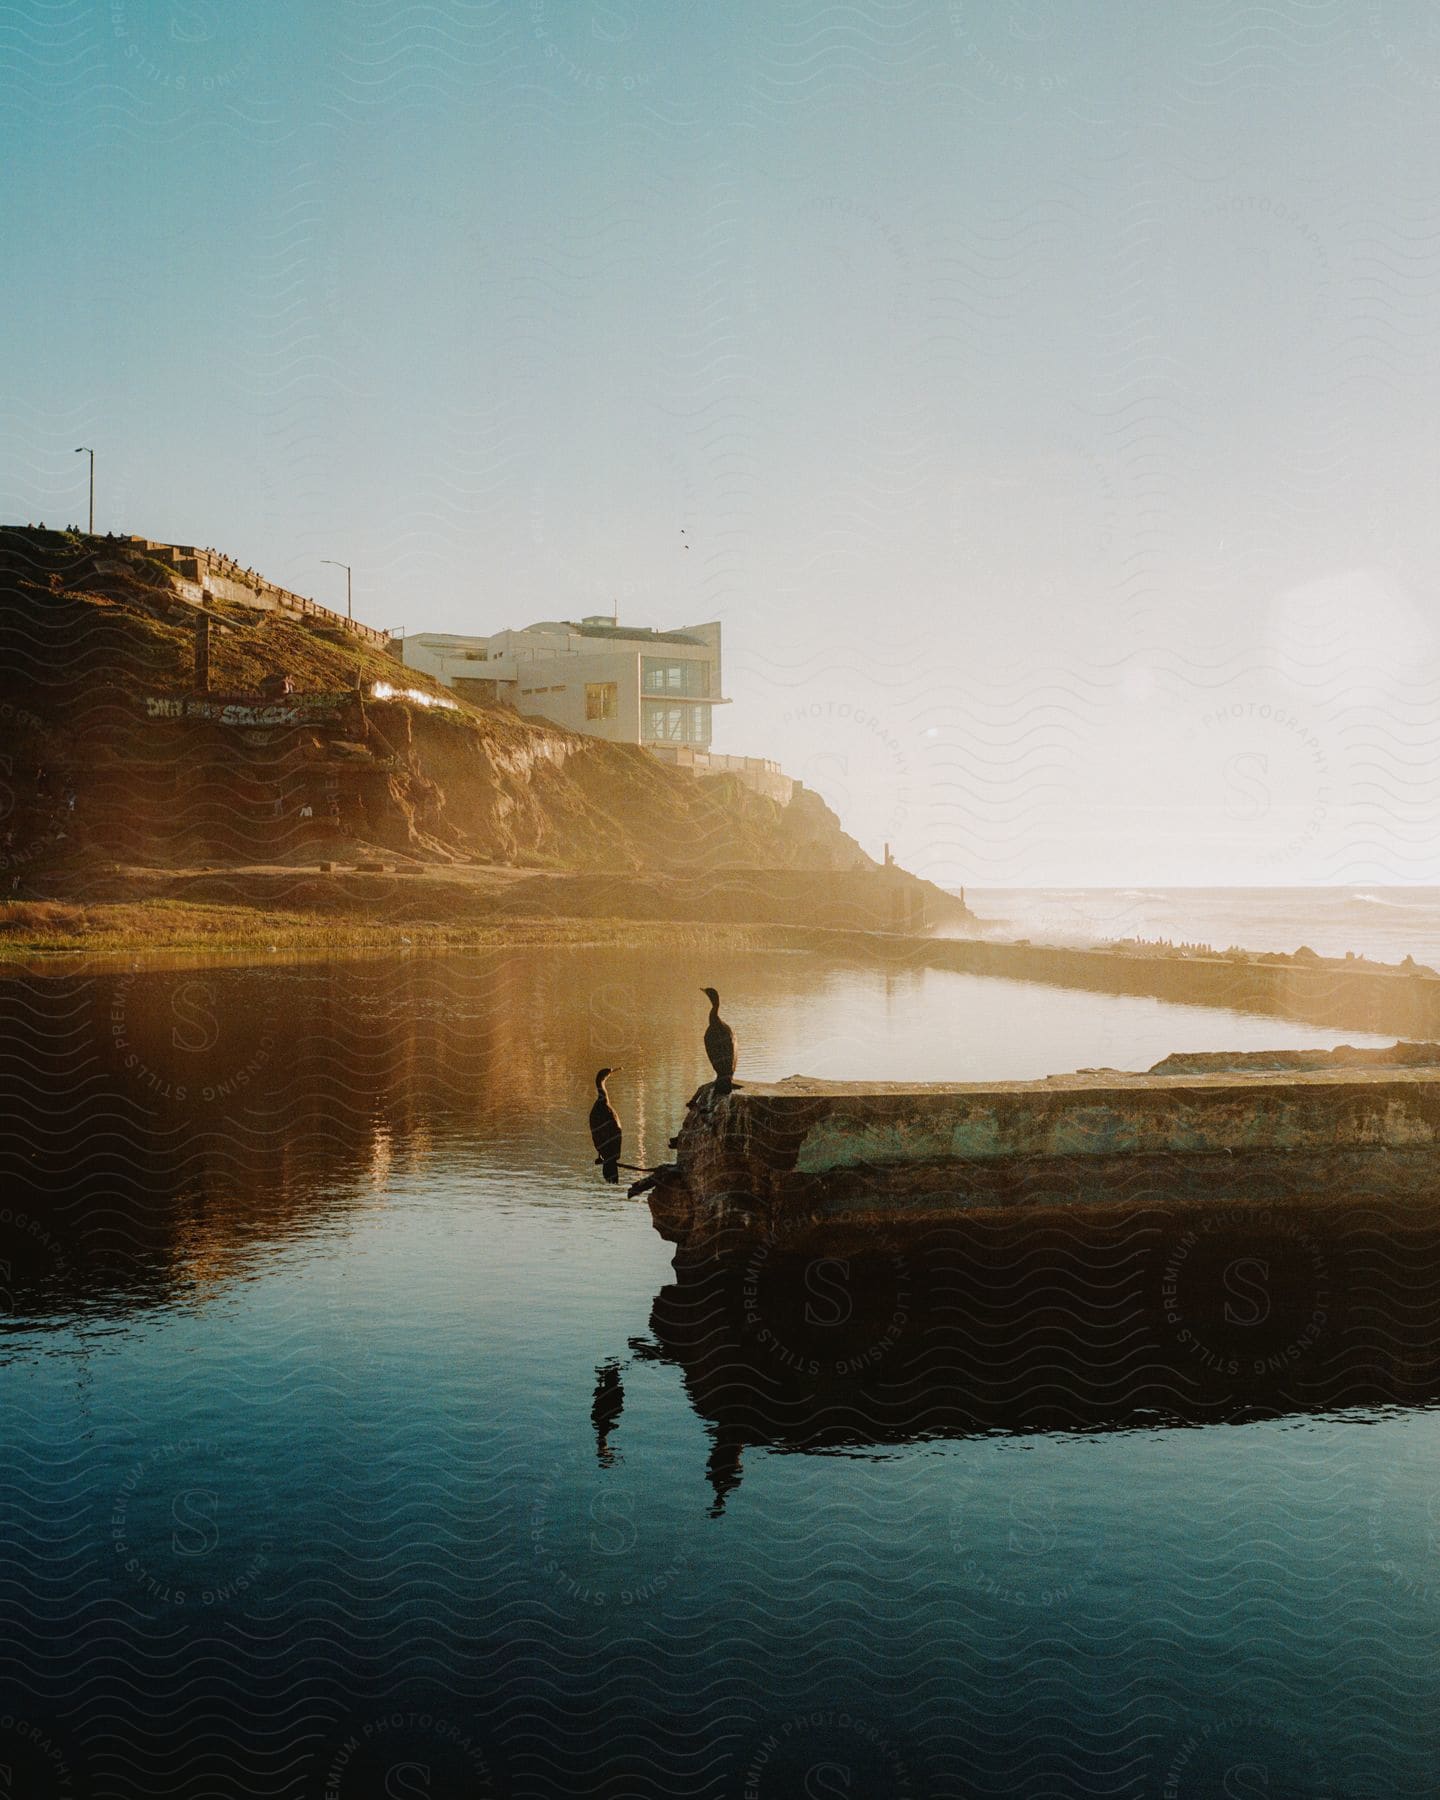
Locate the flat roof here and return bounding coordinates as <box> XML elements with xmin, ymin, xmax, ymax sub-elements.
<box><xmin>407</xmin><ymin>622</ymin><xmax>715</xmax><ymax>649</ymax></box>
<box><xmin>562</xmin><ymin>622</ymin><xmax>707</xmax><ymax>646</ymax></box>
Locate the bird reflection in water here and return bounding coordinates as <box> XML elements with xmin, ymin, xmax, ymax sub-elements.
<box><xmin>703</xmin><ymin>1427</ymin><xmax>745</xmax><ymax>1518</ymax></box>
<box><xmin>591</xmin><ymin>1358</ymin><xmax>625</xmax><ymax>1468</ymax></box>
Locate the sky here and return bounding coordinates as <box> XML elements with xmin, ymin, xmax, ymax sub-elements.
<box><xmin>5</xmin><ymin>0</ymin><xmax>1440</xmax><ymax>886</ymax></box>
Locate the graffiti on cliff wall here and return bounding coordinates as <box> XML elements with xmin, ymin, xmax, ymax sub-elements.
<box><xmin>144</xmin><ymin>695</ymin><xmax>349</xmax><ymax>728</ymax></box>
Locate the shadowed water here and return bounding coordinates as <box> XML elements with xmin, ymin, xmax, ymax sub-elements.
<box><xmin>0</xmin><ymin>948</ymin><xmax>1435</xmax><ymax>1798</ymax></box>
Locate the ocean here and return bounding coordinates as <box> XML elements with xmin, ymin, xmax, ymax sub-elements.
<box><xmin>962</xmin><ymin>886</ymin><xmax>1440</xmax><ymax>967</ymax></box>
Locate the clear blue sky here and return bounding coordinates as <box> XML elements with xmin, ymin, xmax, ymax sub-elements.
<box><xmin>6</xmin><ymin>1</ymin><xmax>1440</xmax><ymax>884</ymax></box>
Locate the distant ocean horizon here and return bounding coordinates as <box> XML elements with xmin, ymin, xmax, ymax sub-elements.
<box><xmin>954</xmin><ymin>886</ymin><xmax>1440</xmax><ymax>969</ymax></box>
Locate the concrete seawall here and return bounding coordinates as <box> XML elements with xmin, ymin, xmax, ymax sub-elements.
<box><xmin>795</xmin><ymin>930</ymin><xmax>1440</xmax><ymax>1042</ymax></box>
<box><xmin>651</xmin><ymin>1048</ymin><xmax>1440</xmax><ymax>1243</ymax></box>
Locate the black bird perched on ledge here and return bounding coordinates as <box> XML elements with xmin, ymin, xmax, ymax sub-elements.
<box><xmin>589</xmin><ymin>1067</ymin><xmax>623</xmax><ymax>1183</ymax></box>
<box><xmin>701</xmin><ymin>987</ymin><xmax>739</xmax><ymax>1093</ymax></box>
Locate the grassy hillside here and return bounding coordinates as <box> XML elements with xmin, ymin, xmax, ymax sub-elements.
<box><xmin>0</xmin><ymin>527</ymin><xmax>889</xmax><ymax>885</ymax></box>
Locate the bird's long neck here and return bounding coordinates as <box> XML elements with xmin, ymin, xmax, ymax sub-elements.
<box><xmin>707</xmin><ymin>997</ymin><xmax>720</xmax><ymax>1019</ymax></box>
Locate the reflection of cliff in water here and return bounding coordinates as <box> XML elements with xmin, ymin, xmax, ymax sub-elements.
<box><xmin>0</xmin><ymin>945</ymin><xmax>955</xmax><ymax>1323</ymax></box>
<box><xmin>635</xmin><ymin>1204</ymin><xmax>1440</xmax><ymax>1514</ymax></box>
<box><xmin>0</xmin><ymin>953</ymin><xmax>621</xmax><ymax>1321</ymax></box>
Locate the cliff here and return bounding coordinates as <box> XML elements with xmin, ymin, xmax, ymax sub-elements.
<box><xmin>0</xmin><ymin>528</ymin><xmax>959</xmax><ymax>926</ymax></box>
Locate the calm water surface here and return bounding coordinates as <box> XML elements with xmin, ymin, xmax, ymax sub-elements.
<box><xmin>0</xmin><ymin>948</ymin><xmax>1435</xmax><ymax>1798</ymax></box>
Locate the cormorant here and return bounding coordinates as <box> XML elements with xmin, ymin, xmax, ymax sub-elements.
<box><xmin>589</xmin><ymin>1067</ymin><xmax>623</xmax><ymax>1183</ymax></box>
<box><xmin>700</xmin><ymin>987</ymin><xmax>738</xmax><ymax>1093</ymax></box>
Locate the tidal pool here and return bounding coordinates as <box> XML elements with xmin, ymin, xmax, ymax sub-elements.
<box><xmin>0</xmin><ymin>948</ymin><xmax>1432</xmax><ymax>1798</ymax></box>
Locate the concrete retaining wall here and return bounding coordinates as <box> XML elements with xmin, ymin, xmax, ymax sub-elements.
<box><xmin>809</xmin><ymin>930</ymin><xmax>1440</xmax><ymax>1043</ymax></box>
<box><xmin>123</xmin><ymin>538</ymin><xmax>387</xmax><ymax>645</ymax></box>
<box><xmin>657</xmin><ymin>1060</ymin><xmax>1440</xmax><ymax>1239</ymax></box>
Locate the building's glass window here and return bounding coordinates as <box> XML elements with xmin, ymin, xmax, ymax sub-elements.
<box><xmin>642</xmin><ymin>702</ymin><xmax>711</xmax><ymax>747</ymax></box>
<box><xmin>585</xmin><ymin>682</ymin><xmax>618</xmax><ymax>721</ymax></box>
<box><xmin>642</xmin><ymin>657</ymin><xmax>710</xmax><ymax>697</ymax></box>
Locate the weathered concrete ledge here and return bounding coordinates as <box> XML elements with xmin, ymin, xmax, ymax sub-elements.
<box><xmin>801</xmin><ymin>930</ymin><xmax>1440</xmax><ymax>1042</ymax></box>
<box><xmin>649</xmin><ymin>1044</ymin><xmax>1440</xmax><ymax>1242</ymax></box>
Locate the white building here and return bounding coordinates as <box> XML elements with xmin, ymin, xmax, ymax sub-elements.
<box><xmin>394</xmin><ymin>615</ymin><xmax>792</xmax><ymax>801</ymax></box>
<box><xmin>397</xmin><ymin>614</ymin><xmax>729</xmax><ymax>744</ymax></box>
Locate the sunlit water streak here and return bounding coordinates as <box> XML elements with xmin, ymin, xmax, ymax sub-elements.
<box><xmin>0</xmin><ymin>947</ymin><xmax>1433</xmax><ymax>1798</ymax></box>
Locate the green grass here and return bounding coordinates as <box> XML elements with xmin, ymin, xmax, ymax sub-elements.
<box><xmin>0</xmin><ymin>897</ymin><xmax>790</xmax><ymax>961</ymax></box>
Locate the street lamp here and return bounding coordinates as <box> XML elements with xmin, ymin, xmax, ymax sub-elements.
<box><xmin>74</xmin><ymin>447</ymin><xmax>94</xmax><ymax>533</ymax></box>
<box><xmin>321</xmin><ymin>558</ymin><xmax>352</xmax><ymax>619</ymax></box>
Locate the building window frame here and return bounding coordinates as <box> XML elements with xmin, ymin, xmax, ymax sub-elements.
<box><xmin>642</xmin><ymin>656</ymin><xmax>710</xmax><ymax>698</ymax></box>
<box><xmin>585</xmin><ymin>681</ymin><xmax>618</xmax><ymax>721</ymax></box>
<box><xmin>642</xmin><ymin>700</ymin><xmax>711</xmax><ymax>747</ymax></box>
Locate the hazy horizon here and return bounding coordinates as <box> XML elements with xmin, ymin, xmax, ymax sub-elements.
<box><xmin>7</xmin><ymin>2</ymin><xmax>1440</xmax><ymax>885</ymax></box>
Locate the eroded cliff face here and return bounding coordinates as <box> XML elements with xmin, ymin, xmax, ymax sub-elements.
<box><xmin>0</xmin><ymin>528</ymin><xmax>888</xmax><ymax>880</ymax></box>
<box><xmin>399</xmin><ymin>707</ymin><xmax>881</xmax><ymax>872</ymax></box>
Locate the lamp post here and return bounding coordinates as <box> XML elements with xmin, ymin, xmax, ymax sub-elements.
<box><xmin>74</xmin><ymin>447</ymin><xmax>94</xmax><ymax>533</ymax></box>
<box><xmin>321</xmin><ymin>558</ymin><xmax>352</xmax><ymax>619</ymax></box>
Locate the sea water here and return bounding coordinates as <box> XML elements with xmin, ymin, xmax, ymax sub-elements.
<box><xmin>965</xmin><ymin>884</ymin><xmax>1440</xmax><ymax>966</ymax></box>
